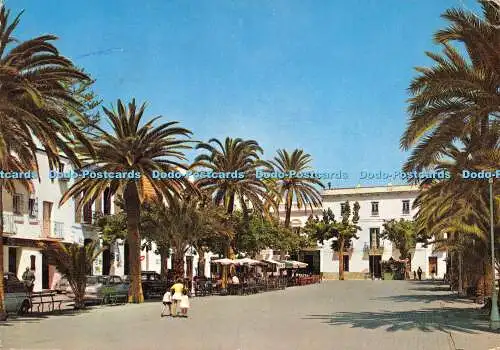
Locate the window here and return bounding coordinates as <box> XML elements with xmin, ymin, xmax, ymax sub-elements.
<box><xmin>103</xmin><ymin>187</ymin><xmax>111</xmax><ymax>215</ymax></box>
<box><xmin>371</xmin><ymin>201</ymin><xmax>379</xmax><ymax>216</ymax></box>
<box><xmin>30</xmin><ymin>255</ymin><xmax>36</xmax><ymax>270</ymax></box>
<box><xmin>342</xmin><ymin>255</ymin><xmax>350</xmax><ymax>272</ymax></box>
<box><xmin>402</xmin><ymin>200</ymin><xmax>410</xmax><ymax>215</ymax></box>
<box><xmin>28</xmin><ymin>198</ymin><xmax>38</xmax><ymax>218</ymax></box>
<box><xmin>370</xmin><ymin>228</ymin><xmax>380</xmax><ymax>248</ymax></box>
<box><xmin>340</xmin><ymin>203</ymin><xmax>347</xmax><ymax>216</ymax></box>
<box><xmin>13</xmin><ymin>194</ymin><xmax>23</xmax><ymax>215</ymax></box>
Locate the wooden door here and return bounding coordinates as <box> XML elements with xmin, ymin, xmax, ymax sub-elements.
<box><xmin>42</xmin><ymin>202</ymin><xmax>52</xmax><ymax>237</ymax></box>
<box><xmin>429</xmin><ymin>257</ymin><xmax>438</xmax><ymax>275</ymax></box>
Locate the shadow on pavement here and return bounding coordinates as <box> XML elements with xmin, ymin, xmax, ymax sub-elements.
<box><xmin>0</xmin><ymin>307</ymin><xmax>95</xmax><ymax>327</ymax></box>
<box><xmin>374</xmin><ymin>293</ymin><xmax>471</xmax><ymax>304</ymax></box>
<box><xmin>304</xmin><ymin>307</ymin><xmax>496</xmax><ymax>334</ymax></box>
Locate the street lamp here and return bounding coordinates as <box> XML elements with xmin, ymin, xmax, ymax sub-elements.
<box><xmin>489</xmin><ymin>177</ymin><xmax>500</xmax><ymax>330</ymax></box>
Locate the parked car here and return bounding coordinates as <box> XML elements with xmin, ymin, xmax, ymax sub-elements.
<box><xmin>66</xmin><ymin>275</ymin><xmax>129</xmax><ymax>303</ymax></box>
<box><xmin>53</xmin><ymin>277</ymin><xmax>70</xmax><ymax>294</ymax></box>
<box><xmin>3</xmin><ymin>272</ymin><xmax>30</xmax><ymax>315</ymax></box>
<box><xmin>124</xmin><ymin>271</ymin><xmax>170</xmax><ymax>299</ymax></box>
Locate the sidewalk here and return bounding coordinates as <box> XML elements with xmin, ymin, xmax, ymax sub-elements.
<box><xmin>434</xmin><ymin>296</ymin><xmax>500</xmax><ymax>350</ymax></box>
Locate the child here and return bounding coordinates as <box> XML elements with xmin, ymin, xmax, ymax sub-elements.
<box><xmin>161</xmin><ymin>290</ymin><xmax>172</xmax><ymax>317</ymax></box>
<box><xmin>179</xmin><ymin>288</ymin><xmax>190</xmax><ymax>317</ymax></box>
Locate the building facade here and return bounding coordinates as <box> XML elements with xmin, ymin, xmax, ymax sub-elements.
<box><xmin>280</xmin><ymin>185</ymin><xmax>446</xmax><ymax>280</ymax></box>
<box><xmin>2</xmin><ymin>150</ymin><xmax>93</xmax><ymax>291</ymax></box>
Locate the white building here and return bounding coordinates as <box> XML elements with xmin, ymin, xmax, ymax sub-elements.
<box><xmin>279</xmin><ymin>184</ymin><xmax>446</xmax><ymax>280</ymax></box>
<box><xmin>2</xmin><ymin>150</ymin><xmax>94</xmax><ymax>291</ymax></box>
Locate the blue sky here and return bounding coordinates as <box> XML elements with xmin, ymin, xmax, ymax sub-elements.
<box><xmin>10</xmin><ymin>0</ymin><xmax>472</xmax><ymax>186</ymax></box>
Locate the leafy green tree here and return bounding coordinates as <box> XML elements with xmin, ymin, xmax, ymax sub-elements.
<box><xmin>305</xmin><ymin>202</ymin><xmax>361</xmax><ymax>280</ymax></box>
<box><xmin>141</xmin><ymin>194</ymin><xmax>233</xmax><ymax>280</ymax></box>
<box><xmin>381</xmin><ymin>219</ymin><xmax>416</xmax><ymax>260</ymax></box>
<box><xmin>60</xmin><ymin>99</ymin><xmax>194</xmax><ymax>303</ymax></box>
<box><xmin>0</xmin><ymin>6</ymin><xmax>92</xmax><ymax>319</ymax></box>
<box><xmin>234</xmin><ymin>213</ymin><xmax>313</xmax><ymax>257</ymax></box>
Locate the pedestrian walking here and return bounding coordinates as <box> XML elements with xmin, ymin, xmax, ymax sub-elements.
<box><xmin>417</xmin><ymin>266</ymin><xmax>422</xmax><ymax>281</ymax></box>
<box><xmin>179</xmin><ymin>288</ymin><xmax>190</xmax><ymax>318</ymax></box>
<box><xmin>161</xmin><ymin>290</ymin><xmax>172</xmax><ymax>317</ymax></box>
<box><xmin>170</xmin><ymin>278</ymin><xmax>184</xmax><ymax>317</ymax></box>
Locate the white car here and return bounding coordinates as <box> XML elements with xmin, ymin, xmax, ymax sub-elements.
<box><xmin>66</xmin><ymin>275</ymin><xmax>129</xmax><ymax>303</ymax></box>
<box><xmin>3</xmin><ymin>272</ymin><xmax>30</xmax><ymax>315</ymax></box>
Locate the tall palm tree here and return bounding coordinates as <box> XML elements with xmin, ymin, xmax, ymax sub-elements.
<box><xmin>0</xmin><ymin>6</ymin><xmax>91</xmax><ymax>318</ymax></box>
<box><xmin>193</xmin><ymin>137</ymin><xmax>275</xmax><ymax>248</ymax></box>
<box><xmin>192</xmin><ymin>137</ymin><xmax>274</xmax><ymax>289</ymax></box>
<box><xmin>60</xmin><ymin>99</ymin><xmax>194</xmax><ymax>303</ymax></box>
<box><xmin>193</xmin><ymin>138</ymin><xmax>275</xmax><ymax>217</ymax></box>
<box><xmin>401</xmin><ymin>0</ymin><xmax>499</xmax><ymax>173</ymax></box>
<box><xmin>270</xmin><ymin>149</ymin><xmax>323</xmax><ymax>227</ymax></box>
<box><xmin>270</xmin><ymin>149</ymin><xmax>323</xmax><ymax>260</ymax></box>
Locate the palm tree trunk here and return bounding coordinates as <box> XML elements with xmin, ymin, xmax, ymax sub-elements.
<box><xmin>173</xmin><ymin>253</ymin><xmax>184</xmax><ymax>279</ymax></box>
<box><xmin>280</xmin><ymin>203</ymin><xmax>292</xmax><ymax>261</ymax></box>
<box><xmin>159</xmin><ymin>248</ymin><xmax>169</xmax><ymax>279</ymax></box>
<box><xmin>0</xmin><ymin>180</ymin><xmax>6</xmax><ymax>320</ymax></box>
<box><xmin>124</xmin><ymin>182</ymin><xmax>144</xmax><ymax>303</ymax></box>
<box><xmin>339</xmin><ymin>238</ymin><xmax>345</xmax><ymax>281</ymax></box>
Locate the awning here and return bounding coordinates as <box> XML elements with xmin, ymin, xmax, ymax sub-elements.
<box><xmin>261</xmin><ymin>259</ymin><xmax>285</xmax><ymax>268</ymax></box>
<box><xmin>281</xmin><ymin>260</ymin><xmax>308</xmax><ymax>268</ymax></box>
<box><xmin>211</xmin><ymin>258</ymin><xmax>236</xmax><ymax>266</ymax></box>
<box><xmin>235</xmin><ymin>258</ymin><xmax>263</xmax><ymax>266</ymax></box>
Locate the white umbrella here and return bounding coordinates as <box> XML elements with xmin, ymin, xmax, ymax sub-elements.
<box><xmin>235</xmin><ymin>258</ymin><xmax>262</xmax><ymax>266</ymax></box>
<box><xmin>262</xmin><ymin>259</ymin><xmax>285</xmax><ymax>269</ymax></box>
<box><xmin>211</xmin><ymin>258</ymin><xmax>236</xmax><ymax>266</ymax></box>
<box><xmin>282</xmin><ymin>260</ymin><xmax>308</xmax><ymax>268</ymax></box>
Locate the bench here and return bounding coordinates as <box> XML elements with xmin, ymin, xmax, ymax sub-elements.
<box><xmin>30</xmin><ymin>291</ymin><xmax>63</xmax><ymax>313</ymax></box>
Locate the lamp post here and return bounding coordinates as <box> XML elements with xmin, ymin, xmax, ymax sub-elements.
<box><xmin>489</xmin><ymin>177</ymin><xmax>500</xmax><ymax>329</ymax></box>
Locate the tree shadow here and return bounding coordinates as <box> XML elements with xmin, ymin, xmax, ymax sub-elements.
<box><xmin>0</xmin><ymin>307</ymin><xmax>94</xmax><ymax>326</ymax></box>
<box><xmin>374</xmin><ymin>293</ymin><xmax>471</xmax><ymax>304</ymax></box>
<box><xmin>304</xmin><ymin>307</ymin><xmax>496</xmax><ymax>334</ymax></box>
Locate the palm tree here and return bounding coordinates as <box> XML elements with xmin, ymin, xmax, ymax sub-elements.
<box><xmin>270</xmin><ymin>149</ymin><xmax>323</xmax><ymax>259</ymax></box>
<box><xmin>270</xmin><ymin>149</ymin><xmax>323</xmax><ymax>227</ymax></box>
<box><xmin>193</xmin><ymin>138</ymin><xmax>275</xmax><ymax>250</ymax></box>
<box><xmin>40</xmin><ymin>241</ymin><xmax>103</xmax><ymax>309</ymax></box>
<box><xmin>401</xmin><ymin>0</ymin><xmax>499</xmax><ymax>173</ymax></box>
<box><xmin>60</xmin><ymin>99</ymin><xmax>194</xmax><ymax>303</ymax></box>
<box><xmin>0</xmin><ymin>6</ymin><xmax>91</xmax><ymax>319</ymax></box>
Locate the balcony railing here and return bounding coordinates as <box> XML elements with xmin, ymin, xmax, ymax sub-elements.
<box><xmin>3</xmin><ymin>213</ymin><xmax>17</xmax><ymax>234</ymax></box>
<box><xmin>363</xmin><ymin>242</ymin><xmax>384</xmax><ymax>255</ymax></box>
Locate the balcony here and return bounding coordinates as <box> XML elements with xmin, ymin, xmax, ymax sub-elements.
<box><xmin>3</xmin><ymin>214</ymin><xmax>17</xmax><ymax>235</ymax></box>
<box><xmin>51</xmin><ymin>221</ymin><xmax>65</xmax><ymax>239</ymax></box>
<box><xmin>363</xmin><ymin>242</ymin><xmax>384</xmax><ymax>256</ymax></box>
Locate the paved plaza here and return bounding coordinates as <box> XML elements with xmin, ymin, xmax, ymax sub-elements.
<box><xmin>1</xmin><ymin>280</ymin><xmax>500</xmax><ymax>350</ymax></box>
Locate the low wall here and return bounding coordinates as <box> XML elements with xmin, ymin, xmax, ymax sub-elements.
<box><xmin>322</xmin><ymin>272</ymin><xmax>370</xmax><ymax>280</ymax></box>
